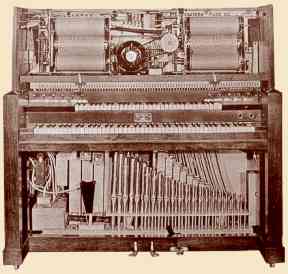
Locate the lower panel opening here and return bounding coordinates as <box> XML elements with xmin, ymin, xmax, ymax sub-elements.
<box><xmin>26</xmin><ymin>150</ymin><xmax>260</xmax><ymax>238</ymax></box>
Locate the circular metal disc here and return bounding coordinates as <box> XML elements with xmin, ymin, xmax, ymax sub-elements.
<box><xmin>160</xmin><ymin>33</ymin><xmax>179</xmax><ymax>53</ymax></box>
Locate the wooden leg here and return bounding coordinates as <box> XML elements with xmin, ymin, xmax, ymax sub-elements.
<box><xmin>259</xmin><ymin>91</ymin><xmax>285</xmax><ymax>265</ymax></box>
<box><xmin>3</xmin><ymin>93</ymin><xmax>29</xmax><ymax>266</ymax></box>
<box><xmin>260</xmin><ymin>245</ymin><xmax>285</xmax><ymax>265</ymax></box>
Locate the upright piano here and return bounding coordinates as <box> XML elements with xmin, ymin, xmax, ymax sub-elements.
<box><xmin>3</xmin><ymin>5</ymin><xmax>284</xmax><ymax>268</ymax></box>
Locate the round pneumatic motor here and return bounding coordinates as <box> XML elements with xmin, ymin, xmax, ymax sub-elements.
<box><xmin>115</xmin><ymin>40</ymin><xmax>146</xmax><ymax>73</ymax></box>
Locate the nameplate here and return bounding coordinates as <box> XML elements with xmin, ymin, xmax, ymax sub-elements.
<box><xmin>134</xmin><ymin>112</ymin><xmax>153</xmax><ymax>123</ymax></box>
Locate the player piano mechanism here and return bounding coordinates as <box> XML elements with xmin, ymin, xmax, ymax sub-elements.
<box><xmin>3</xmin><ymin>5</ymin><xmax>284</xmax><ymax>269</ymax></box>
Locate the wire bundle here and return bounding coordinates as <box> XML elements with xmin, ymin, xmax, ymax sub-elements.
<box><xmin>28</xmin><ymin>153</ymin><xmax>79</xmax><ymax>202</ymax></box>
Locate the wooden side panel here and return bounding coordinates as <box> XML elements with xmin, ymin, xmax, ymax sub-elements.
<box><xmin>266</xmin><ymin>91</ymin><xmax>282</xmax><ymax>243</ymax></box>
<box><xmin>12</xmin><ymin>7</ymin><xmax>28</xmax><ymax>91</ymax></box>
<box><xmin>3</xmin><ymin>93</ymin><xmax>29</xmax><ymax>266</ymax></box>
<box><xmin>259</xmin><ymin>91</ymin><xmax>285</xmax><ymax>264</ymax></box>
<box><xmin>257</xmin><ymin>5</ymin><xmax>274</xmax><ymax>89</ymax></box>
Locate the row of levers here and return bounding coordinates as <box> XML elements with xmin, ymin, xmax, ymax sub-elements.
<box><xmin>17</xmin><ymin>7</ymin><xmax>269</xmax><ymax>237</ymax></box>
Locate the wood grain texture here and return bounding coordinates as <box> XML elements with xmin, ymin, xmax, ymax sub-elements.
<box><xmin>266</xmin><ymin>91</ymin><xmax>283</xmax><ymax>244</ymax></box>
<box><xmin>257</xmin><ymin>5</ymin><xmax>274</xmax><ymax>89</ymax></box>
<box><xmin>260</xmin><ymin>246</ymin><xmax>285</xmax><ymax>264</ymax></box>
<box><xmin>25</xmin><ymin>110</ymin><xmax>263</xmax><ymax>124</ymax></box>
<box><xmin>3</xmin><ymin>93</ymin><xmax>28</xmax><ymax>266</ymax></box>
<box><xmin>18</xmin><ymin>136</ymin><xmax>267</xmax><ymax>152</ymax></box>
<box><xmin>256</xmin><ymin>90</ymin><xmax>284</xmax><ymax>264</ymax></box>
<box><xmin>29</xmin><ymin>235</ymin><xmax>258</xmax><ymax>252</ymax></box>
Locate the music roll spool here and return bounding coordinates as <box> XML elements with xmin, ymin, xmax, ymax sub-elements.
<box><xmin>188</xmin><ymin>16</ymin><xmax>240</xmax><ymax>70</ymax></box>
<box><xmin>55</xmin><ymin>17</ymin><xmax>105</xmax><ymax>36</ymax></box>
<box><xmin>56</xmin><ymin>37</ymin><xmax>105</xmax><ymax>55</ymax></box>
<box><xmin>189</xmin><ymin>35</ymin><xmax>239</xmax><ymax>70</ymax></box>
<box><xmin>55</xmin><ymin>17</ymin><xmax>106</xmax><ymax>71</ymax></box>
<box><xmin>55</xmin><ymin>55</ymin><xmax>106</xmax><ymax>71</ymax></box>
<box><xmin>189</xmin><ymin>16</ymin><xmax>239</xmax><ymax>35</ymax></box>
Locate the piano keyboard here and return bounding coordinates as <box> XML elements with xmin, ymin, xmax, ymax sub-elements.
<box><xmin>74</xmin><ymin>102</ymin><xmax>222</xmax><ymax>112</ymax></box>
<box><xmin>33</xmin><ymin>122</ymin><xmax>256</xmax><ymax>135</ymax></box>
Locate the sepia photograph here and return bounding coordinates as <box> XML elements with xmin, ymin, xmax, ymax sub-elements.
<box><xmin>0</xmin><ymin>0</ymin><xmax>287</xmax><ymax>273</ymax></box>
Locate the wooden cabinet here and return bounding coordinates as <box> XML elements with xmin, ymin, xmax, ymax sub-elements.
<box><xmin>3</xmin><ymin>5</ymin><xmax>285</xmax><ymax>268</ymax></box>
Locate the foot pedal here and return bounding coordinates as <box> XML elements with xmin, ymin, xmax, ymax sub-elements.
<box><xmin>150</xmin><ymin>241</ymin><xmax>159</xmax><ymax>257</ymax></box>
<box><xmin>169</xmin><ymin>246</ymin><xmax>188</xmax><ymax>255</ymax></box>
<box><xmin>129</xmin><ymin>241</ymin><xmax>138</xmax><ymax>257</ymax></box>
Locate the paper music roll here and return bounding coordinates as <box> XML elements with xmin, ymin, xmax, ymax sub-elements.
<box><xmin>190</xmin><ymin>53</ymin><xmax>239</xmax><ymax>70</ymax></box>
<box><xmin>189</xmin><ymin>16</ymin><xmax>239</xmax><ymax>35</ymax></box>
<box><xmin>55</xmin><ymin>55</ymin><xmax>105</xmax><ymax>71</ymax></box>
<box><xmin>189</xmin><ymin>35</ymin><xmax>239</xmax><ymax>70</ymax></box>
<box><xmin>54</xmin><ymin>17</ymin><xmax>106</xmax><ymax>71</ymax></box>
<box><xmin>56</xmin><ymin>37</ymin><xmax>105</xmax><ymax>56</ymax></box>
<box><xmin>55</xmin><ymin>17</ymin><xmax>105</xmax><ymax>36</ymax></box>
<box><xmin>188</xmin><ymin>17</ymin><xmax>240</xmax><ymax>70</ymax></box>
